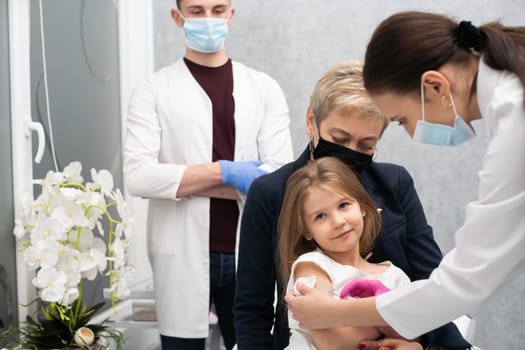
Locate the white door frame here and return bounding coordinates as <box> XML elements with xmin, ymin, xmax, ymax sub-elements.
<box><xmin>9</xmin><ymin>0</ymin><xmax>36</xmax><ymax>322</ymax></box>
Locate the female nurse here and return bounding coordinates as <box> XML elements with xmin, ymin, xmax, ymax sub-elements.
<box><xmin>286</xmin><ymin>11</ymin><xmax>525</xmax><ymax>349</ymax></box>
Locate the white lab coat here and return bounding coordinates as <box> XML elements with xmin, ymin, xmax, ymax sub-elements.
<box><xmin>124</xmin><ymin>59</ymin><xmax>293</xmax><ymax>338</ymax></box>
<box><xmin>376</xmin><ymin>60</ymin><xmax>525</xmax><ymax>339</ymax></box>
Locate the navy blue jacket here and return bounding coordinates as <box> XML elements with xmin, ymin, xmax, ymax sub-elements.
<box><xmin>234</xmin><ymin>147</ymin><xmax>471</xmax><ymax>349</ymax></box>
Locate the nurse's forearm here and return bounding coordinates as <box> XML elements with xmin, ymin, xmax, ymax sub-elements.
<box><xmin>286</xmin><ymin>287</ymin><xmax>388</xmax><ymax>329</ymax></box>
<box><xmin>338</xmin><ymin>297</ymin><xmax>388</xmax><ymax>327</ymax></box>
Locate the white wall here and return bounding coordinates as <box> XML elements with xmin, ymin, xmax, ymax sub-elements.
<box><xmin>152</xmin><ymin>1</ymin><xmax>525</xmax><ymax>348</ymax></box>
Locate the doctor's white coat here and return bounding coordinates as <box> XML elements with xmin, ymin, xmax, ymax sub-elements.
<box><xmin>377</xmin><ymin>60</ymin><xmax>525</xmax><ymax>339</ymax></box>
<box><xmin>124</xmin><ymin>59</ymin><xmax>293</xmax><ymax>338</ymax></box>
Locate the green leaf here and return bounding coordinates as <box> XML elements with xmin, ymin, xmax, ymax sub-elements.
<box><xmin>76</xmin><ymin>301</ymin><xmax>107</xmax><ymax>327</ymax></box>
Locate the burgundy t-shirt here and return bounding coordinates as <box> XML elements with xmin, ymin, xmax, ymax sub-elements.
<box><xmin>184</xmin><ymin>57</ymin><xmax>239</xmax><ymax>253</ymax></box>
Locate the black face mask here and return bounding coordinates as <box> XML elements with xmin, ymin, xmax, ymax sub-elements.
<box><xmin>312</xmin><ymin>138</ymin><xmax>373</xmax><ymax>172</ymax></box>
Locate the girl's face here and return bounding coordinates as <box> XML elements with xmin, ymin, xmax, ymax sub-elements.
<box><xmin>302</xmin><ymin>185</ymin><xmax>365</xmax><ymax>264</ymax></box>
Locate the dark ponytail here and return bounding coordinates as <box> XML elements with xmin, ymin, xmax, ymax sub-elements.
<box><xmin>481</xmin><ymin>23</ymin><xmax>525</xmax><ymax>95</ymax></box>
<box><xmin>363</xmin><ymin>11</ymin><xmax>525</xmax><ymax>104</ymax></box>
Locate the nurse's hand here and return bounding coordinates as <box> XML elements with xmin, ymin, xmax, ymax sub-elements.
<box><xmin>358</xmin><ymin>338</ymin><xmax>423</xmax><ymax>350</ymax></box>
<box><xmin>285</xmin><ymin>282</ymin><xmax>341</xmax><ymax>330</ymax></box>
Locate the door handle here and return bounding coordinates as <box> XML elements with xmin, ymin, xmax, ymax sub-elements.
<box><xmin>25</xmin><ymin>115</ymin><xmax>45</xmax><ymax>164</ymax></box>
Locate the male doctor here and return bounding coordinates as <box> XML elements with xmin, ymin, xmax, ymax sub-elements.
<box><xmin>123</xmin><ymin>0</ymin><xmax>293</xmax><ymax>349</ymax></box>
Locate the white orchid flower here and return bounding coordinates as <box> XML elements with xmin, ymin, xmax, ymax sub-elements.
<box><xmin>110</xmin><ymin>238</ymin><xmax>126</xmax><ymax>269</ymax></box>
<box><xmin>68</xmin><ymin>228</ymin><xmax>95</xmax><ymax>252</ymax></box>
<box><xmin>14</xmin><ymin>219</ymin><xmax>27</xmax><ymax>239</ymax></box>
<box><xmin>114</xmin><ymin>223</ymin><xmax>122</xmax><ymax>238</ymax></box>
<box><xmin>40</xmin><ymin>285</ymin><xmax>67</xmax><ymax>304</ymax></box>
<box><xmin>56</xmin><ymin>246</ymin><xmax>80</xmax><ymax>284</ymax></box>
<box><xmin>24</xmin><ymin>239</ymin><xmax>60</xmax><ymax>270</ymax></box>
<box><xmin>82</xmin><ymin>191</ymin><xmax>106</xmax><ymax>231</ymax></box>
<box><xmin>15</xmin><ymin>161</ymin><xmax>135</xmax><ymax>317</ymax></box>
<box><xmin>78</xmin><ymin>252</ymin><xmax>98</xmax><ymax>280</ymax></box>
<box><xmin>44</xmin><ymin>170</ymin><xmax>65</xmax><ymax>185</ymax></box>
<box><xmin>31</xmin><ymin>214</ymin><xmax>67</xmax><ymax>242</ymax></box>
<box><xmin>59</xmin><ymin>187</ymin><xmax>84</xmax><ymax>201</ymax></box>
<box><xmin>41</xmin><ymin>170</ymin><xmax>65</xmax><ymax>196</ymax></box>
<box><xmin>63</xmin><ymin>161</ymin><xmax>83</xmax><ymax>184</ymax></box>
<box><xmin>96</xmin><ymin>220</ymin><xmax>105</xmax><ymax>237</ymax></box>
<box><xmin>62</xmin><ymin>287</ymin><xmax>80</xmax><ymax>306</ymax></box>
<box><xmin>111</xmin><ymin>189</ymin><xmax>127</xmax><ymax>218</ymax></box>
<box><xmin>78</xmin><ymin>247</ymin><xmax>107</xmax><ymax>280</ymax></box>
<box><xmin>23</xmin><ymin>246</ymin><xmax>39</xmax><ymax>270</ymax></box>
<box><xmin>62</xmin><ymin>267</ymin><xmax>82</xmax><ymax>288</ymax></box>
<box><xmin>18</xmin><ymin>192</ymin><xmax>37</xmax><ymax>225</ymax></box>
<box><xmin>33</xmin><ymin>189</ymin><xmax>52</xmax><ymax>213</ymax></box>
<box><xmin>88</xmin><ymin>168</ymin><xmax>114</xmax><ymax>194</ymax></box>
<box><xmin>115</xmin><ymin>215</ymin><xmax>134</xmax><ymax>240</ymax></box>
<box><xmin>110</xmin><ymin>266</ymin><xmax>135</xmax><ymax>299</ymax></box>
<box><xmin>50</xmin><ymin>200</ymin><xmax>89</xmax><ymax>230</ymax></box>
<box><xmin>14</xmin><ymin>193</ymin><xmax>37</xmax><ymax>239</ymax></box>
<box><xmin>92</xmin><ymin>237</ymin><xmax>107</xmax><ymax>253</ymax></box>
<box><xmin>33</xmin><ymin>267</ymin><xmax>68</xmax><ymax>303</ymax></box>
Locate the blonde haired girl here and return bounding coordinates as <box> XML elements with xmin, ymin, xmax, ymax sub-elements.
<box><xmin>278</xmin><ymin>157</ymin><xmax>421</xmax><ymax>350</ymax></box>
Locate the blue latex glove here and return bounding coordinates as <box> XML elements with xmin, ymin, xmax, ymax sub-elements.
<box><xmin>218</xmin><ymin>160</ymin><xmax>267</xmax><ymax>193</ymax></box>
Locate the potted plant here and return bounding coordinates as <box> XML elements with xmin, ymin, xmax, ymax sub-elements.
<box><xmin>0</xmin><ymin>162</ymin><xmax>135</xmax><ymax>349</ymax></box>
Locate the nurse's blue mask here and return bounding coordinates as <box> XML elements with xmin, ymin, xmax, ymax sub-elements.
<box><xmin>179</xmin><ymin>12</ymin><xmax>229</xmax><ymax>53</ymax></box>
<box><xmin>413</xmin><ymin>83</ymin><xmax>476</xmax><ymax>146</ymax></box>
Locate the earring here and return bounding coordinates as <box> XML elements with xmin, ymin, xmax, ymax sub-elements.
<box><xmin>441</xmin><ymin>95</ymin><xmax>452</xmax><ymax>108</ymax></box>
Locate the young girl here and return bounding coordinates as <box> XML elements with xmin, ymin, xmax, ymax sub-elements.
<box><xmin>278</xmin><ymin>157</ymin><xmax>421</xmax><ymax>350</ymax></box>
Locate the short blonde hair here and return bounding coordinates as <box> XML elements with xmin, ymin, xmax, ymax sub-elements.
<box><xmin>309</xmin><ymin>61</ymin><xmax>388</xmax><ymax>133</ymax></box>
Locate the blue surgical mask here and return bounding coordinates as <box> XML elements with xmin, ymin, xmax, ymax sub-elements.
<box><xmin>413</xmin><ymin>84</ymin><xmax>476</xmax><ymax>146</ymax></box>
<box><xmin>179</xmin><ymin>13</ymin><xmax>229</xmax><ymax>53</ymax></box>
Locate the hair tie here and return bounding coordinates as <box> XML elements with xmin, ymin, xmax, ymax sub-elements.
<box><xmin>456</xmin><ymin>21</ymin><xmax>486</xmax><ymax>52</ymax></box>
